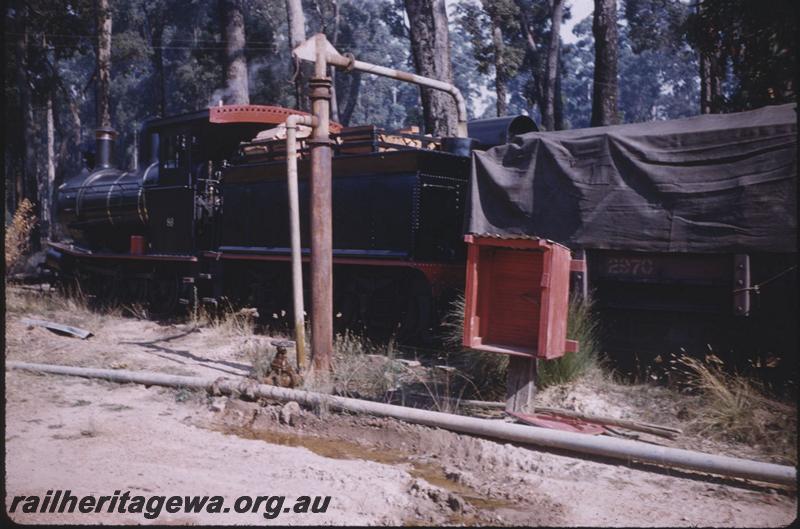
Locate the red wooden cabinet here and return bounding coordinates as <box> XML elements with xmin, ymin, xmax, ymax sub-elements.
<box><xmin>462</xmin><ymin>235</ymin><xmax>579</xmax><ymax>359</ymax></box>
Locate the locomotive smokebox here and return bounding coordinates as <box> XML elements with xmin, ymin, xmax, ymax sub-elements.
<box><xmin>94</xmin><ymin>127</ymin><xmax>118</xmax><ymax>169</ymax></box>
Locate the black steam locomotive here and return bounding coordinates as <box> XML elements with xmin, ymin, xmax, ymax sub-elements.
<box><xmin>49</xmin><ymin>105</ymin><xmax>536</xmax><ymax>341</ymax></box>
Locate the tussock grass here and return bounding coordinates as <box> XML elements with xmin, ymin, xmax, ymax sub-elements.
<box><xmin>439</xmin><ymin>294</ymin><xmax>508</xmax><ymax>400</ymax></box>
<box><xmin>538</xmin><ymin>294</ymin><xmax>606</xmax><ymax>388</ymax></box>
<box><xmin>440</xmin><ymin>293</ymin><xmax>605</xmax><ymax>399</ymax></box>
<box><xmin>324</xmin><ymin>330</ymin><xmax>402</xmax><ymax>399</ymax></box>
<box><xmin>243</xmin><ymin>337</ymin><xmax>275</xmax><ymax>380</ymax></box>
<box><xmin>675</xmin><ymin>354</ymin><xmax>797</xmax><ymax>462</ymax></box>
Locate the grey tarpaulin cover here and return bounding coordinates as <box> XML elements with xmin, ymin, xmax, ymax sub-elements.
<box><xmin>468</xmin><ymin>104</ymin><xmax>797</xmax><ymax>252</ymax></box>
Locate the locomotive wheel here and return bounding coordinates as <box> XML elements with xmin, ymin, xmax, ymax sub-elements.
<box><xmin>90</xmin><ymin>271</ymin><xmax>120</xmax><ymax>310</ymax></box>
<box><xmin>55</xmin><ymin>273</ymin><xmax>81</xmax><ymax>299</ymax></box>
<box><xmin>396</xmin><ymin>273</ymin><xmax>433</xmax><ymax>343</ymax></box>
<box><xmin>146</xmin><ymin>274</ymin><xmax>179</xmax><ymax>319</ymax></box>
<box><xmin>333</xmin><ymin>283</ymin><xmax>363</xmax><ymax>334</ymax></box>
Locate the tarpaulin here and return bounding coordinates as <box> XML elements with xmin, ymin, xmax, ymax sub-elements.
<box><xmin>467</xmin><ymin>104</ymin><xmax>797</xmax><ymax>253</ymax></box>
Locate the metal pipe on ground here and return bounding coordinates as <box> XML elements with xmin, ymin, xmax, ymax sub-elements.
<box><xmin>7</xmin><ymin>361</ymin><xmax>796</xmax><ymax>487</ymax></box>
<box><xmin>285</xmin><ymin>114</ymin><xmax>316</xmax><ymax>371</ymax></box>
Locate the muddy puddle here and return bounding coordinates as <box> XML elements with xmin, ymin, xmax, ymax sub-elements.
<box><xmin>213</xmin><ymin>423</ymin><xmax>520</xmax><ymax>525</ymax></box>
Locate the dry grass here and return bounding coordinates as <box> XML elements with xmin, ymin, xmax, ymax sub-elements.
<box><xmin>192</xmin><ymin>300</ymin><xmax>258</xmax><ymax>337</ymax></box>
<box><xmin>319</xmin><ymin>330</ymin><xmax>477</xmax><ymax>413</ymax></box>
<box><xmin>675</xmin><ymin>354</ymin><xmax>797</xmax><ymax>462</ymax></box>
<box><xmin>5</xmin><ymin>198</ymin><xmax>37</xmax><ymax>273</ymax></box>
<box><xmin>5</xmin><ymin>286</ymin><xmax>119</xmax><ymax>329</ymax></box>
<box><xmin>324</xmin><ymin>330</ymin><xmax>403</xmax><ymax>399</ymax></box>
<box><xmin>6</xmin><ymin>287</ymin><xmax>77</xmax><ymax>315</ymax></box>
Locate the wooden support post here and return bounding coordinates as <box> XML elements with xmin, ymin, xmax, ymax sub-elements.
<box><xmin>506</xmin><ymin>355</ymin><xmax>537</xmax><ymax>413</ymax></box>
<box><xmin>570</xmin><ymin>248</ymin><xmax>588</xmax><ymax>302</ymax></box>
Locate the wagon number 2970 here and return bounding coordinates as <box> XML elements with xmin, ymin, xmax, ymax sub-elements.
<box><xmin>605</xmin><ymin>257</ymin><xmax>655</xmax><ymax>276</ymax></box>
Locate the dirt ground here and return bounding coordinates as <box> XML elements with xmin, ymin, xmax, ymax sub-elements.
<box><xmin>4</xmin><ymin>288</ymin><xmax>797</xmax><ymax>526</ymax></box>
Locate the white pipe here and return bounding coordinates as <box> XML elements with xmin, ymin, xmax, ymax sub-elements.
<box><xmin>8</xmin><ymin>361</ymin><xmax>796</xmax><ymax>486</ymax></box>
<box><xmin>285</xmin><ymin>114</ymin><xmax>316</xmax><ymax>370</ymax></box>
<box><xmin>293</xmin><ymin>34</ymin><xmax>468</xmax><ymax>138</ymax></box>
<box><xmin>328</xmin><ymin>54</ymin><xmax>468</xmax><ymax>138</ymax></box>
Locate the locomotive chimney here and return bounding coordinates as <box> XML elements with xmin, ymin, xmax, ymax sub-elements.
<box><xmin>94</xmin><ymin>127</ymin><xmax>118</xmax><ymax>169</ymax></box>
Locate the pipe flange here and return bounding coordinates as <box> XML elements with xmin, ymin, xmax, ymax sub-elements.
<box><xmin>343</xmin><ymin>53</ymin><xmax>356</xmax><ymax>72</ymax></box>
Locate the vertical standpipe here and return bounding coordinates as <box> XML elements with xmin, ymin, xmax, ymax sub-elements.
<box><xmin>285</xmin><ymin>114</ymin><xmax>316</xmax><ymax>371</ymax></box>
<box><xmin>307</xmin><ymin>35</ymin><xmax>334</xmax><ymax>373</ymax></box>
<box><xmin>291</xmin><ymin>33</ymin><xmax>470</xmax><ymax>372</ymax></box>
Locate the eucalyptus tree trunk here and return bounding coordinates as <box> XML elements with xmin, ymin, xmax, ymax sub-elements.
<box><xmin>14</xmin><ymin>1</ymin><xmax>36</xmax><ymax>209</ymax></box>
<box><xmin>286</xmin><ymin>0</ymin><xmax>308</xmax><ymax>110</ymax></box>
<box><xmin>542</xmin><ymin>0</ymin><xmax>563</xmax><ymax>130</ymax></box>
<box><xmin>219</xmin><ymin>0</ymin><xmax>249</xmax><ymax>104</ymax></box>
<box><xmin>339</xmin><ymin>71</ymin><xmax>361</xmax><ymax>127</ymax></box>
<box><xmin>491</xmin><ymin>21</ymin><xmax>508</xmax><ymax>117</ymax></box>
<box><xmin>698</xmin><ymin>2</ymin><xmax>723</xmax><ymax>114</ymax></box>
<box><xmin>45</xmin><ymin>96</ymin><xmax>55</xmax><ymax>239</ymax></box>
<box><xmin>151</xmin><ymin>18</ymin><xmax>167</xmax><ymax>116</ymax></box>
<box><xmin>554</xmin><ymin>55</ymin><xmax>564</xmax><ymax>130</ymax></box>
<box><xmin>403</xmin><ymin>0</ymin><xmax>458</xmax><ymax>137</ymax></box>
<box><xmin>96</xmin><ymin>0</ymin><xmax>112</xmax><ymax>128</ymax></box>
<box><xmin>590</xmin><ymin>0</ymin><xmax>619</xmax><ymax>126</ymax></box>
<box><xmin>329</xmin><ymin>0</ymin><xmax>341</xmax><ymax>122</ymax></box>
<box><xmin>516</xmin><ymin>1</ymin><xmax>543</xmax><ymax>116</ymax></box>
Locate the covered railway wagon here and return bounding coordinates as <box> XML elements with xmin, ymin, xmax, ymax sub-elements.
<box><xmin>468</xmin><ymin>103</ymin><xmax>797</xmax><ymax>373</ymax></box>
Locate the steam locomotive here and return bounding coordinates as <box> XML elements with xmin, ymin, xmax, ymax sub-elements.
<box><xmin>48</xmin><ymin>105</ymin><xmax>536</xmax><ymax>341</ymax></box>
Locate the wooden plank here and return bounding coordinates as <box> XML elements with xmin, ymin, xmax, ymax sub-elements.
<box><xmin>505</xmin><ymin>355</ymin><xmax>537</xmax><ymax>413</ymax></box>
<box><xmin>534</xmin><ymin>406</ymin><xmax>682</xmax><ymax>439</ymax></box>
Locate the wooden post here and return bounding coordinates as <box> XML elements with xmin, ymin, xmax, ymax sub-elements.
<box><xmin>570</xmin><ymin>248</ymin><xmax>588</xmax><ymax>302</ymax></box>
<box><xmin>506</xmin><ymin>355</ymin><xmax>537</xmax><ymax>413</ymax></box>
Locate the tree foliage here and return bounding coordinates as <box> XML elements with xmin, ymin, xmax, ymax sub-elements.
<box><xmin>686</xmin><ymin>0</ymin><xmax>796</xmax><ymax>111</ymax></box>
<box><xmin>3</xmin><ymin>0</ymin><xmax>794</xmax><ymax>236</ymax></box>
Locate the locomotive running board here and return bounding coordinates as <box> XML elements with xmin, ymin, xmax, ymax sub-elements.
<box><xmin>48</xmin><ymin>242</ymin><xmax>197</xmax><ymax>262</ymax></box>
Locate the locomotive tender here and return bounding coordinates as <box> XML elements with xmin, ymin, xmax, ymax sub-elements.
<box><xmin>49</xmin><ymin>104</ymin><xmax>535</xmax><ymax>340</ymax></box>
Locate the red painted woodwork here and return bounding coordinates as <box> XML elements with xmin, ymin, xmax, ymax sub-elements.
<box><xmin>208</xmin><ymin>105</ymin><xmax>343</xmax><ymax>133</ymax></box>
<box><xmin>462</xmin><ymin>235</ymin><xmax>577</xmax><ymax>359</ymax></box>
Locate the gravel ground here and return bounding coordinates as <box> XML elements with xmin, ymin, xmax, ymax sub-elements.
<box><xmin>4</xmin><ymin>288</ymin><xmax>797</xmax><ymax>526</ymax></box>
